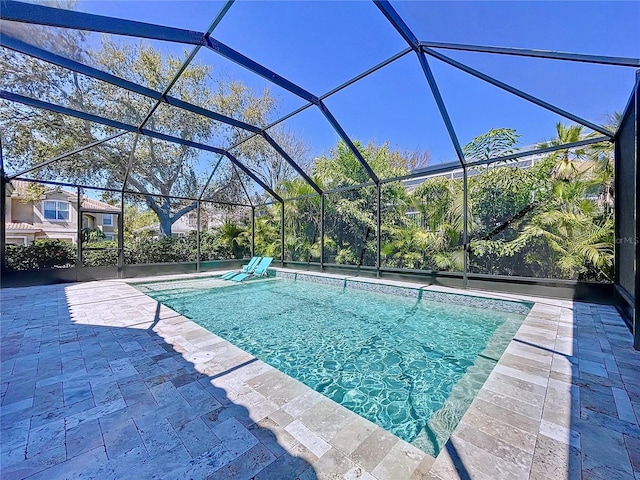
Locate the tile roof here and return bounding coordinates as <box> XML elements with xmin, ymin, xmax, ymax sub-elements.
<box><xmin>5</xmin><ymin>222</ymin><xmax>42</xmax><ymax>232</ymax></box>
<box><xmin>80</xmin><ymin>197</ymin><xmax>120</xmax><ymax>213</ymax></box>
<box><xmin>8</xmin><ymin>180</ymin><xmax>120</xmax><ymax>212</ymax></box>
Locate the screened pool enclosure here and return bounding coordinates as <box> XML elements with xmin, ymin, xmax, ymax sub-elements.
<box><xmin>0</xmin><ymin>1</ymin><xmax>638</xmax><ymax>347</ymax></box>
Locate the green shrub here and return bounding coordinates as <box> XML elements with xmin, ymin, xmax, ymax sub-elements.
<box><xmin>6</xmin><ymin>226</ymin><xmax>253</xmax><ymax>270</ymax></box>
<box><xmin>124</xmin><ymin>236</ymin><xmax>194</xmax><ymax>264</ymax></box>
<box><xmin>5</xmin><ymin>239</ymin><xmax>76</xmax><ymax>270</ymax></box>
<box><xmin>82</xmin><ymin>241</ymin><xmax>119</xmax><ymax>267</ymax></box>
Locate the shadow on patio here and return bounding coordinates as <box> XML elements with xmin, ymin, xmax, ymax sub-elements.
<box><xmin>504</xmin><ymin>301</ymin><xmax>639</xmax><ymax>479</ymax></box>
<box><xmin>0</xmin><ymin>281</ymin><xmax>318</xmax><ymax>479</ymax></box>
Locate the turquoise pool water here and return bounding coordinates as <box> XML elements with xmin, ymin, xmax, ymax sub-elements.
<box><xmin>137</xmin><ymin>276</ymin><xmax>529</xmax><ymax>456</ymax></box>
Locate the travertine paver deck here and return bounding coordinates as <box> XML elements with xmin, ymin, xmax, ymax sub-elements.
<box><xmin>1</xmin><ymin>269</ymin><xmax>639</xmax><ymax>479</ymax></box>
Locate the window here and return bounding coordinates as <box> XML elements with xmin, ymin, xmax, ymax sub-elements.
<box><xmin>102</xmin><ymin>214</ymin><xmax>112</xmax><ymax>226</ymax></box>
<box><xmin>6</xmin><ymin>237</ymin><xmax>27</xmax><ymax>246</ymax></box>
<box><xmin>43</xmin><ymin>201</ymin><xmax>70</xmax><ymax>221</ymax></box>
<box><xmin>104</xmin><ymin>233</ymin><xmax>116</xmax><ymax>241</ymax></box>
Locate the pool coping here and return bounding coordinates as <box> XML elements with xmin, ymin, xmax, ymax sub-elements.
<box><xmin>2</xmin><ymin>269</ymin><xmax>638</xmax><ymax>479</ymax></box>
<box><xmin>127</xmin><ymin>267</ymin><xmax>640</xmax><ymax>479</ymax></box>
<box><xmin>127</xmin><ymin>267</ymin><xmax>640</xmax><ymax>478</ymax></box>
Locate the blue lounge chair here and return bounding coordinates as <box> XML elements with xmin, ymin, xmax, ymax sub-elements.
<box><xmin>220</xmin><ymin>256</ymin><xmax>261</xmax><ymax>280</ymax></box>
<box><xmin>229</xmin><ymin>257</ymin><xmax>273</xmax><ymax>282</ymax></box>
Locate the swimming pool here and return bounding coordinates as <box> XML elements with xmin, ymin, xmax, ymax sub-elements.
<box><xmin>136</xmin><ymin>274</ymin><xmax>530</xmax><ymax>456</ymax></box>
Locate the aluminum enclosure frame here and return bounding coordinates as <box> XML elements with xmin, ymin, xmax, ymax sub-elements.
<box><xmin>1</xmin><ymin>0</ymin><xmax>639</xmax><ymax>343</ymax></box>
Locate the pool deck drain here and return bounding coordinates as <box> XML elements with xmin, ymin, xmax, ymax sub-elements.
<box><xmin>1</xmin><ymin>269</ymin><xmax>639</xmax><ymax>479</ymax></box>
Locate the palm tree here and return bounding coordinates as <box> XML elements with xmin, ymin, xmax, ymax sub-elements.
<box><xmin>516</xmin><ymin>180</ymin><xmax>613</xmax><ymax>280</ymax></box>
<box><xmin>279</xmin><ymin>179</ymin><xmax>321</xmax><ymax>262</ymax></box>
<box><xmin>538</xmin><ymin>123</ymin><xmax>589</xmax><ymax>181</ymax></box>
<box><xmin>218</xmin><ymin>219</ymin><xmax>248</xmax><ymax>259</ymax></box>
<box><xmin>402</xmin><ymin>177</ymin><xmax>468</xmax><ymax>272</ymax></box>
<box><xmin>587</xmin><ymin>112</ymin><xmax>620</xmax><ymax>215</ymax></box>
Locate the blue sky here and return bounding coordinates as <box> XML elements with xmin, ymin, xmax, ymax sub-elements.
<box><xmin>69</xmin><ymin>1</ymin><xmax>640</xmax><ymax>166</ymax></box>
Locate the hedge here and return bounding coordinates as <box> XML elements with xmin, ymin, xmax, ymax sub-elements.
<box><xmin>5</xmin><ymin>232</ymin><xmax>251</xmax><ymax>270</ymax></box>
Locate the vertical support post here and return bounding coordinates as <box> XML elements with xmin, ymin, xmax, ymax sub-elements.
<box><xmin>320</xmin><ymin>193</ymin><xmax>325</xmax><ymax>271</ymax></box>
<box><xmin>196</xmin><ymin>200</ymin><xmax>201</xmax><ymax>273</ymax></box>
<box><xmin>614</xmin><ymin>69</ymin><xmax>640</xmax><ymax>350</ymax></box>
<box><xmin>634</xmin><ymin>70</ymin><xmax>640</xmax><ymax>350</ymax></box>
<box><xmin>376</xmin><ymin>182</ymin><xmax>381</xmax><ymax>278</ymax></box>
<box><xmin>76</xmin><ymin>187</ymin><xmax>82</xmax><ymax>268</ymax></box>
<box><xmin>615</xmin><ymin>142</ymin><xmax>621</xmax><ymax>289</ymax></box>
<box><xmin>0</xmin><ymin>160</ymin><xmax>6</xmax><ymax>275</ymax></box>
<box><xmin>251</xmin><ymin>206</ymin><xmax>255</xmax><ymax>257</ymax></box>
<box><xmin>280</xmin><ymin>200</ymin><xmax>285</xmax><ymax>267</ymax></box>
<box><xmin>118</xmin><ymin>192</ymin><xmax>125</xmax><ymax>279</ymax></box>
<box><xmin>462</xmin><ymin>166</ymin><xmax>469</xmax><ymax>288</ymax></box>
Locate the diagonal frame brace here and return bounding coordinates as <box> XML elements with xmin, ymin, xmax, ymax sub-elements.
<box><xmin>262</xmin><ymin>132</ymin><xmax>322</xmax><ymax>194</ymax></box>
<box><xmin>7</xmin><ymin>131</ymin><xmax>128</xmax><ymax>179</ymax></box>
<box><xmin>419</xmin><ymin>40</ymin><xmax>640</xmax><ymax>68</ymax></box>
<box><xmin>0</xmin><ymin>34</ymin><xmax>262</xmax><ymax>132</ymax></box>
<box><xmin>0</xmin><ymin>90</ymin><xmax>282</xmax><ymax>203</ymax></box>
<box><xmin>0</xmin><ymin>1</ymin><xmax>378</xmax><ymax>185</ymax></box>
<box><xmin>422</xmin><ymin>45</ymin><xmax>615</xmax><ymax>138</ymax></box>
<box><xmin>374</xmin><ymin>0</ymin><xmax>465</xmax><ymax>166</ymax></box>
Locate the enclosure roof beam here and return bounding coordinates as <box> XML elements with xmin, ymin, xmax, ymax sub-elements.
<box><xmin>316</xmin><ymin>101</ymin><xmax>379</xmax><ymax>183</ymax></box>
<box><xmin>1</xmin><ymin>28</ymin><xmax>323</xmax><ymax>194</ymax></box>
<box><xmin>226</xmin><ymin>46</ymin><xmax>412</xmax><ymax>153</ymax></box>
<box><xmin>419</xmin><ymin>41</ymin><xmax>640</xmax><ymax>67</ymax></box>
<box><xmin>2</xmin><ymin>0</ymin><xmax>317</xmax><ymax>104</ymax></box>
<box><xmin>282</xmin><ymin>192</ymin><xmax>320</xmax><ymax>202</ymax></box>
<box><xmin>261</xmin><ymin>132</ymin><xmax>323</xmax><ymax>194</ymax></box>
<box><xmin>373</xmin><ymin>1</ymin><xmax>465</xmax><ymax>166</ymax></box>
<box><xmin>198</xmin><ymin>155</ymin><xmax>225</xmax><ymax>201</ymax></box>
<box><xmin>320</xmin><ymin>47</ymin><xmax>413</xmax><ymax>100</ymax></box>
<box><xmin>225</xmin><ymin>152</ymin><xmax>282</xmax><ymax>202</ymax></box>
<box><xmin>379</xmin><ymin>135</ymin><xmax>612</xmax><ymax>184</ymax></box>
<box><xmin>324</xmin><ymin>181</ymin><xmax>377</xmax><ymax>195</ymax></box>
<box><xmin>6</xmin><ymin>131</ymin><xmax>128</xmax><ymax>180</ymax></box>
<box><xmin>464</xmin><ymin>136</ymin><xmax>612</xmax><ymax>169</ymax></box>
<box><xmin>120</xmin><ymin>133</ymin><xmax>140</xmax><ymax>193</ymax></box>
<box><xmin>151</xmin><ymin>0</ymin><xmax>234</xmax><ymax>109</ymax></box>
<box><xmin>373</xmin><ymin>1</ymin><xmax>420</xmax><ymax>51</ymax></box>
<box><xmin>0</xmin><ymin>90</ymin><xmax>282</xmax><ymax>203</ymax></box>
<box><xmin>133</xmin><ymin>1</ymin><xmax>231</xmax><ymax>199</ymax></box>
<box><xmin>380</xmin><ymin>161</ymin><xmax>462</xmax><ymax>184</ymax></box>
<box><xmin>421</xmin><ymin>46</ymin><xmax>615</xmax><ymax>139</ymax></box>
<box><xmin>204</xmin><ymin>37</ymin><xmax>318</xmax><ymax>104</ymax></box>
<box><xmin>192</xmin><ymin>46</ymin><xmax>380</xmax><ymax>185</ymax></box>
<box><xmin>231</xmin><ymin>164</ymin><xmax>253</xmax><ymax>206</ymax></box>
<box><xmin>0</xmin><ymin>34</ymin><xmax>263</xmax><ymax>134</ymax></box>
<box><xmin>416</xmin><ymin>51</ymin><xmax>466</xmax><ymax>167</ymax></box>
<box><xmin>1</xmin><ymin>2</ymin><xmax>377</xmax><ymax>185</ymax></box>
<box><xmin>0</xmin><ymin>1</ymin><xmax>207</xmax><ymax>45</ymax></box>
<box><xmin>9</xmin><ymin>176</ymin><xmax>252</xmax><ymax>206</ymax></box>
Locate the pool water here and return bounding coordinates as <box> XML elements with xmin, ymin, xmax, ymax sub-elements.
<box><xmin>137</xmin><ymin>277</ymin><xmax>529</xmax><ymax>456</ymax></box>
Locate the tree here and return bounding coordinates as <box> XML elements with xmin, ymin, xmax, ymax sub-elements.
<box><xmin>404</xmin><ymin>176</ymin><xmax>466</xmax><ymax>271</ymax></box>
<box><xmin>468</xmin><ymin>123</ymin><xmax>615</xmax><ymax>280</ymax></box>
<box><xmin>537</xmin><ymin>123</ymin><xmax>590</xmax><ymax>181</ymax></box>
<box><xmin>279</xmin><ymin>179</ymin><xmax>321</xmax><ymax>262</ymax></box>
<box><xmin>462</xmin><ymin>128</ymin><xmax>521</xmax><ymax>161</ymax></box>
<box><xmin>314</xmin><ymin>141</ymin><xmax>416</xmax><ymax>266</ymax></box>
<box><xmin>587</xmin><ymin>112</ymin><xmax>620</xmax><ymax>215</ymax></box>
<box><xmin>0</xmin><ymin>26</ymin><xmax>278</xmax><ymax>236</ymax></box>
<box><xmin>233</xmin><ymin>127</ymin><xmax>313</xmax><ymax>193</ymax></box>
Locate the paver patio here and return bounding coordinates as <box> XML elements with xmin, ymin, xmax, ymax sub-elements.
<box><xmin>1</xmin><ymin>270</ymin><xmax>639</xmax><ymax>479</ymax></box>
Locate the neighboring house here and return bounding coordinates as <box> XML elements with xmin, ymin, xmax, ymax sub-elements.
<box><xmin>135</xmin><ymin>212</ymin><xmax>198</xmax><ymax>239</ymax></box>
<box><xmin>138</xmin><ymin>208</ymin><xmax>249</xmax><ymax>238</ymax></box>
<box><xmin>402</xmin><ymin>150</ymin><xmax>547</xmax><ymax>193</ymax></box>
<box><xmin>4</xmin><ymin>180</ymin><xmax>120</xmax><ymax>246</ymax></box>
